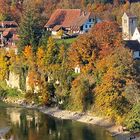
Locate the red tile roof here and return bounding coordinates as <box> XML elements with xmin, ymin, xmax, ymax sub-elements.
<box><xmin>0</xmin><ymin>21</ymin><xmax>18</xmax><ymax>27</ymax></box>
<box><xmin>2</xmin><ymin>28</ymin><xmax>18</xmax><ymax>37</ymax></box>
<box><xmin>45</xmin><ymin>9</ymin><xmax>94</xmax><ymax>30</ymax></box>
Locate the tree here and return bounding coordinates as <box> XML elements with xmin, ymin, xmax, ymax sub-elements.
<box><xmin>18</xmin><ymin>1</ymin><xmax>42</xmax><ymax>53</ymax></box>
<box><xmin>68</xmin><ymin>34</ymin><xmax>98</xmax><ymax>74</ymax></box>
<box><xmin>44</xmin><ymin>37</ymin><xmax>59</xmax><ymax>69</ymax></box>
<box><xmin>94</xmin><ymin>47</ymin><xmax>133</xmax><ymax>123</ymax></box>
<box><xmin>0</xmin><ymin>0</ymin><xmax>9</xmax><ymax>21</ymax></box>
<box><xmin>125</xmin><ymin>103</ymin><xmax>140</xmax><ymax>131</ymax></box>
<box><xmin>70</xmin><ymin>76</ymin><xmax>93</xmax><ymax>111</ymax></box>
<box><xmin>0</xmin><ymin>50</ymin><xmax>7</xmax><ymax>80</ymax></box>
<box><xmin>90</xmin><ymin>21</ymin><xmax>122</xmax><ymax>58</ymax></box>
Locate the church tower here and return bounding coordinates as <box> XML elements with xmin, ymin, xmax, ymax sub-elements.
<box><xmin>122</xmin><ymin>12</ymin><xmax>137</xmax><ymax>40</ymax></box>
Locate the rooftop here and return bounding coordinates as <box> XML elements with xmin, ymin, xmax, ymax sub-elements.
<box><xmin>45</xmin><ymin>9</ymin><xmax>94</xmax><ymax>30</ymax></box>
<box><xmin>125</xmin><ymin>40</ymin><xmax>140</xmax><ymax>51</ymax></box>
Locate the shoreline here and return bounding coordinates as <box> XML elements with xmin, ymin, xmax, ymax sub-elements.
<box><xmin>39</xmin><ymin>107</ymin><xmax>130</xmax><ymax>140</ymax></box>
<box><xmin>1</xmin><ymin>98</ymin><xmax>132</xmax><ymax>140</ymax></box>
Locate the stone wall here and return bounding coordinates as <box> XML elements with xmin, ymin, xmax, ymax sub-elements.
<box><xmin>6</xmin><ymin>71</ymin><xmax>20</xmax><ymax>89</ymax></box>
<box><xmin>6</xmin><ymin>71</ymin><xmax>40</xmax><ymax>93</ymax></box>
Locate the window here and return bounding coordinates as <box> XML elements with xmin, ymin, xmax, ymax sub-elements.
<box><xmin>85</xmin><ymin>25</ymin><xmax>88</xmax><ymax>28</ymax></box>
<box><xmin>89</xmin><ymin>25</ymin><xmax>91</xmax><ymax>28</ymax></box>
<box><xmin>89</xmin><ymin>19</ymin><xmax>92</xmax><ymax>22</ymax></box>
<box><xmin>124</xmin><ymin>19</ymin><xmax>127</xmax><ymax>24</ymax></box>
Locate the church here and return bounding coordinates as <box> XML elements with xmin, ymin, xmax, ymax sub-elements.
<box><xmin>122</xmin><ymin>12</ymin><xmax>140</xmax><ymax>59</ymax></box>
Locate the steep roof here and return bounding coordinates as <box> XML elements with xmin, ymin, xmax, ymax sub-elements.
<box><xmin>45</xmin><ymin>9</ymin><xmax>81</xmax><ymax>28</ymax></box>
<box><xmin>125</xmin><ymin>40</ymin><xmax>140</xmax><ymax>51</ymax></box>
<box><xmin>45</xmin><ymin>9</ymin><xmax>94</xmax><ymax>29</ymax></box>
<box><xmin>72</xmin><ymin>12</ymin><xmax>90</xmax><ymax>27</ymax></box>
<box><xmin>0</xmin><ymin>21</ymin><xmax>18</xmax><ymax>27</ymax></box>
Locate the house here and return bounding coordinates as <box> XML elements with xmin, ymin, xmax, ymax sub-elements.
<box><xmin>0</xmin><ymin>21</ymin><xmax>19</xmax><ymax>53</ymax></box>
<box><xmin>0</xmin><ymin>21</ymin><xmax>18</xmax><ymax>28</ymax></box>
<box><xmin>0</xmin><ymin>21</ymin><xmax>18</xmax><ymax>47</ymax></box>
<box><xmin>132</xmin><ymin>27</ymin><xmax>140</xmax><ymax>43</ymax></box>
<box><xmin>125</xmin><ymin>40</ymin><xmax>140</xmax><ymax>59</ymax></box>
<box><xmin>122</xmin><ymin>12</ymin><xmax>140</xmax><ymax>59</ymax></box>
<box><xmin>45</xmin><ymin>9</ymin><xmax>99</xmax><ymax>38</ymax></box>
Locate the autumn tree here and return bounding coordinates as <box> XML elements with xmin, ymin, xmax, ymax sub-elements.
<box><xmin>90</xmin><ymin>21</ymin><xmax>122</xmax><ymax>58</ymax></box>
<box><xmin>0</xmin><ymin>50</ymin><xmax>7</xmax><ymax>80</ymax></box>
<box><xmin>68</xmin><ymin>34</ymin><xmax>98</xmax><ymax>74</ymax></box>
<box><xmin>0</xmin><ymin>0</ymin><xmax>10</xmax><ymax>21</ymax></box>
<box><xmin>94</xmin><ymin>47</ymin><xmax>133</xmax><ymax>123</ymax></box>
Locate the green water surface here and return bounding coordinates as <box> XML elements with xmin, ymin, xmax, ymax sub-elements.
<box><xmin>0</xmin><ymin>102</ymin><xmax>116</xmax><ymax>140</ymax></box>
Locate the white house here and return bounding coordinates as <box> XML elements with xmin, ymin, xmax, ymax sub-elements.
<box><xmin>132</xmin><ymin>27</ymin><xmax>140</xmax><ymax>43</ymax></box>
<box><xmin>45</xmin><ymin>9</ymin><xmax>99</xmax><ymax>37</ymax></box>
<box><xmin>122</xmin><ymin>13</ymin><xmax>140</xmax><ymax>59</ymax></box>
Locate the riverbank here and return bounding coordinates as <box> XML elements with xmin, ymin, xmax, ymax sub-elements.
<box><xmin>39</xmin><ymin>107</ymin><xmax>131</xmax><ymax>140</ymax></box>
<box><xmin>2</xmin><ymin>98</ymin><xmax>138</xmax><ymax>140</ymax></box>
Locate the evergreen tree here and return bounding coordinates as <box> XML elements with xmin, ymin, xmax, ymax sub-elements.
<box><xmin>18</xmin><ymin>1</ymin><xmax>42</xmax><ymax>53</ymax></box>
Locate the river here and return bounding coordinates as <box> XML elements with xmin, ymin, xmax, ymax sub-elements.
<box><xmin>0</xmin><ymin>101</ymin><xmax>116</xmax><ymax>140</ymax></box>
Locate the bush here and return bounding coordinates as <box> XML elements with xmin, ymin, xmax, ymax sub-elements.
<box><xmin>0</xmin><ymin>81</ymin><xmax>23</xmax><ymax>100</ymax></box>
<box><xmin>0</xmin><ymin>86</ymin><xmax>7</xmax><ymax>99</ymax></box>
<box><xmin>69</xmin><ymin>77</ymin><xmax>93</xmax><ymax>112</ymax></box>
<box><xmin>125</xmin><ymin>103</ymin><xmax>140</xmax><ymax>131</ymax></box>
<box><xmin>6</xmin><ymin>88</ymin><xmax>22</xmax><ymax>98</ymax></box>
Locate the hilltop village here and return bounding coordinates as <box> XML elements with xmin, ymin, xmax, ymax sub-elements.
<box><xmin>0</xmin><ymin>0</ymin><xmax>140</xmax><ymax>135</ymax></box>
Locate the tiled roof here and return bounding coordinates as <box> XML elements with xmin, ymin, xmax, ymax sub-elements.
<box><xmin>45</xmin><ymin>9</ymin><xmax>81</xmax><ymax>28</ymax></box>
<box><xmin>71</xmin><ymin>13</ymin><xmax>90</xmax><ymax>27</ymax></box>
<box><xmin>45</xmin><ymin>9</ymin><xmax>93</xmax><ymax>29</ymax></box>
<box><xmin>2</xmin><ymin>28</ymin><xmax>17</xmax><ymax>37</ymax></box>
<box><xmin>52</xmin><ymin>25</ymin><xmax>62</xmax><ymax>31</ymax></box>
<box><xmin>0</xmin><ymin>21</ymin><xmax>18</xmax><ymax>27</ymax></box>
<box><xmin>125</xmin><ymin>40</ymin><xmax>140</xmax><ymax>51</ymax></box>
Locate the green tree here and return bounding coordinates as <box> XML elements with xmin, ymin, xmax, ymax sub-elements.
<box><xmin>70</xmin><ymin>76</ymin><xmax>93</xmax><ymax>112</ymax></box>
<box><xmin>18</xmin><ymin>1</ymin><xmax>42</xmax><ymax>53</ymax></box>
<box><xmin>125</xmin><ymin>103</ymin><xmax>140</xmax><ymax>131</ymax></box>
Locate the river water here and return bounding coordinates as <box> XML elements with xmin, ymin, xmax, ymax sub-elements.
<box><xmin>0</xmin><ymin>101</ymin><xmax>116</xmax><ymax>140</ymax></box>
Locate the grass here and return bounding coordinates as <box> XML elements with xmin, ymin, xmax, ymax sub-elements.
<box><xmin>0</xmin><ymin>81</ymin><xmax>24</xmax><ymax>99</ymax></box>
<box><xmin>55</xmin><ymin>38</ymin><xmax>77</xmax><ymax>46</ymax></box>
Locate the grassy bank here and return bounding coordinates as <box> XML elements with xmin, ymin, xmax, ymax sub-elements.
<box><xmin>0</xmin><ymin>81</ymin><xmax>24</xmax><ymax>101</ymax></box>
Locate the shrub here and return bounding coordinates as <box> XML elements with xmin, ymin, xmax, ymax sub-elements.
<box><xmin>69</xmin><ymin>77</ymin><xmax>93</xmax><ymax>112</ymax></box>
<box><xmin>125</xmin><ymin>103</ymin><xmax>140</xmax><ymax>131</ymax></box>
<box><xmin>0</xmin><ymin>86</ymin><xmax>7</xmax><ymax>99</ymax></box>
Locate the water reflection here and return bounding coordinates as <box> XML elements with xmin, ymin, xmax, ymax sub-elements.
<box><xmin>0</xmin><ymin>102</ymin><xmax>116</xmax><ymax>140</ymax></box>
